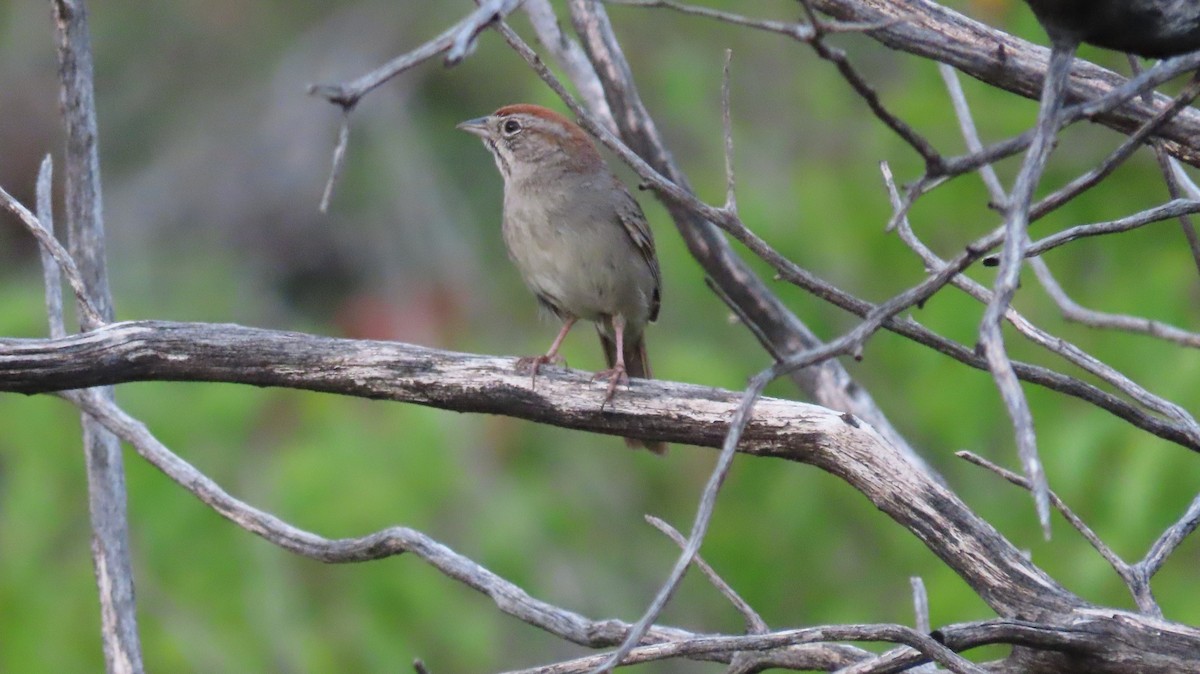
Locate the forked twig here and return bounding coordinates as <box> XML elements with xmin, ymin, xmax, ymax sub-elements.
<box><xmin>308</xmin><ymin>0</ymin><xmax>525</xmax><ymax>210</ymax></box>
<box><xmin>644</xmin><ymin>515</ymin><xmax>767</xmax><ymax>635</ymax></box>
<box><xmin>0</xmin><ymin>173</ymin><xmax>104</xmax><ymax>330</ymax></box>
<box><xmin>956</xmin><ymin>450</ymin><xmax>1166</xmax><ymax>616</ymax></box>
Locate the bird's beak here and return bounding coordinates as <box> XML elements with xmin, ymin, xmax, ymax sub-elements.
<box><xmin>456</xmin><ymin>116</ymin><xmax>490</xmax><ymax>138</ymax></box>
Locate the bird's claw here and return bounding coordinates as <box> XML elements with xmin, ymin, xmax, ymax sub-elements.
<box><xmin>593</xmin><ymin>365</ymin><xmax>629</xmax><ymax>407</ymax></box>
<box><xmin>516</xmin><ymin>353</ymin><xmax>566</xmax><ymax>389</ymax></box>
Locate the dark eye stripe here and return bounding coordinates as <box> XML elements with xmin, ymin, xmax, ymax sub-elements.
<box><xmin>484</xmin><ymin>138</ymin><xmax>510</xmax><ymax>178</ymax></box>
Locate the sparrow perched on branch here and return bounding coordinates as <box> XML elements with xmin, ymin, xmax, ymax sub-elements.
<box><xmin>458</xmin><ymin>104</ymin><xmax>665</xmax><ymax>454</ymax></box>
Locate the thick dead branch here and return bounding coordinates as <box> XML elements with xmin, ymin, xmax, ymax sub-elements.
<box><xmin>2</xmin><ymin>321</ymin><xmax>1199</xmax><ymax>671</ymax></box>
<box><xmin>0</xmin><ymin>320</ymin><xmax>1068</xmax><ymax>614</ymax></box>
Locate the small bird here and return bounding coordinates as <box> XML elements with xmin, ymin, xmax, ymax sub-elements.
<box><xmin>458</xmin><ymin>104</ymin><xmax>665</xmax><ymax>454</ymax></box>
<box><xmin>1023</xmin><ymin>0</ymin><xmax>1200</xmax><ymax>57</ymax></box>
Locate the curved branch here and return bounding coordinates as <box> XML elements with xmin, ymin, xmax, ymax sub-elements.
<box><xmin>0</xmin><ymin>319</ymin><xmax>1077</xmax><ymax>617</ymax></box>
<box><xmin>4</xmin><ymin>320</ymin><xmax>1199</xmax><ymax>670</ymax></box>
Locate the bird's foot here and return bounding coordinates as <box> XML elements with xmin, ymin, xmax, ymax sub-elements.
<box><xmin>516</xmin><ymin>353</ymin><xmax>566</xmax><ymax>389</ymax></box>
<box><xmin>592</xmin><ymin>364</ymin><xmax>629</xmax><ymax>407</ymax></box>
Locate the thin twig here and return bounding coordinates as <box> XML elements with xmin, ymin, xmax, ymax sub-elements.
<box><xmin>720</xmin><ymin>48</ymin><xmax>736</xmax><ymax>213</ymax></box>
<box><xmin>980</xmin><ymin>39</ymin><xmax>1077</xmax><ymax>537</ymax></box>
<box><xmin>1155</xmin><ymin>154</ymin><xmax>1200</xmax><ymax>278</ymax></box>
<box><xmin>503</xmin><ymin>623</ymin><xmax>988</xmax><ymax>674</ymax></box>
<box><xmin>595</xmin><ymin>368</ymin><xmax>769</xmax><ymax>672</ymax></box>
<box><xmin>523</xmin><ymin>0</ymin><xmax>617</xmax><ymax>135</ymax></box>
<box><xmin>1026</xmin><ymin>200</ymin><xmax>1200</xmax><ymax>259</ymax></box>
<box><xmin>909</xmin><ymin>576</ymin><xmax>937</xmax><ymax>673</ymax></box>
<box><xmin>939</xmin><ymin>51</ymin><xmax>1200</xmax><ymax>181</ymax></box>
<box><xmin>606</xmin><ymin>0</ymin><xmax>895</xmax><ymax>37</ymax></box>
<box><xmin>644</xmin><ymin>515</ymin><xmax>767</xmax><ymax>635</ymax></box>
<box><xmin>307</xmin><ymin>0</ymin><xmax>524</xmax><ymax>107</ymax></box>
<box><xmin>910</xmin><ymin>577</ymin><xmax>930</xmax><ymax>634</ymax></box>
<box><xmin>1130</xmin><ymin>53</ymin><xmax>1200</xmax><ymax>278</ymax></box>
<box><xmin>307</xmin><ymin>0</ymin><xmax>526</xmax><ymax>208</ymax></box>
<box><xmin>1140</xmin><ymin>491</ymin><xmax>1200</xmax><ymax>578</ymax></box>
<box><xmin>34</xmin><ymin>156</ymin><xmax>66</xmax><ymax>340</ymax></box>
<box><xmin>318</xmin><ymin>112</ymin><xmax>351</xmax><ymax>214</ymax></box>
<box><xmin>956</xmin><ymin>451</ymin><xmax>1124</xmax><ymax>573</ymax></box>
<box><xmin>955</xmin><ymin>450</ymin><xmax>1161</xmax><ymax>616</ymax></box>
<box><xmin>937</xmin><ymin>63</ymin><xmax>1006</xmax><ymax>204</ymax></box>
<box><xmin>0</xmin><ymin>182</ymin><xmax>104</xmax><ymax>329</ymax></box>
<box><xmin>883</xmin><ymin>169</ymin><xmax>1200</xmax><ymax>441</ymax></box>
<box><xmin>447</xmin><ymin>0</ymin><xmax>526</xmax><ymax>65</ymax></box>
<box><xmin>797</xmin><ymin>0</ymin><xmax>943</xmax><ymax>172</ymax></box>
<box><xmin>1029</xmin><ymin>75</ymin><xmax>1200</xmax><ymax>222</ymax></box>
<box><xmin>1030</xmin><ymin>257</ymin><xmax>1200</xmax><ymax>348</ymax></box>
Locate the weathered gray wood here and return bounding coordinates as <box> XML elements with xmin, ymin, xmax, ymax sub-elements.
<box><xmin>51</xmin><ymin>1</ymin><xmax>142</xmax><ymax>671</ymax></box>
<box><xmin>3</xmin><ymin>319</ymin><xmax>1200</xmax><ymax>671</ymax></box>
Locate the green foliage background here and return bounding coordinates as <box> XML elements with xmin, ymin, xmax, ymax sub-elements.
<box><xmin>1</xmin><ymin>1</ymin><xmax>1198</xmax><ymax>671</ymax></box>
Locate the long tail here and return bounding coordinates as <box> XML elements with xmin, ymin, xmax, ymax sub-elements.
<box><xmin>600</xmin><ymin>330</ymin><xmax>668</xmax><ymax>455</ymax></box>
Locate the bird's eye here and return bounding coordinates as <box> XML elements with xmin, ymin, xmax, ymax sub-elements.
<box><xmin>502</xmin><ymin>119</ymin><xmax>522</xmax><ymax>136</ymax></box>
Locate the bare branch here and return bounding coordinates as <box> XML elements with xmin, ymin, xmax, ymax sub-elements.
<box><xmin>596</xmin><ymin>368</ymin><xmax>768</xmax><ymax>671</ymax></box>
<box><xmin>1129</xmin><ymin>52</ymin><xmax>1200</xmax><ymax>279</ymax></box>
<box><xmin>935</xmin><ymin>51</ymin><xmax>1200</xmax><ymax>190</ymax></box>
<box><xmin>644</xmin><ymin>515</ymin><xmax>768</xmax><ymax>635</ymax></box>
<box><xmin>937</xmin><ymin>63</ymin><xmax>1005</xmax><ymax>204</ymax></box>
<box><xmin>1030</xmin><ymin>257</ymin><xmax>1200</xmax><ymax>348</ymax></box>
<box><xmin>504</xmin><ymin>623</ymin><xmax>989</xmax><ymax>674</ymax></box>
<box><xmin>306</xmin><ymin>0</ymin><xmax>525</xmax><ymax>209</ymax></box>
<box><xmin>523</xmin><ymin>0</ymin><xmax>617</xmax><ymax>135</ymax></box>
<box><xmin>879</xmin><ymin>167</ymin><xmax>1200</xmax><ymax>451</ymax></box>
<box><xmin>910</xmin><ymin>577</ymin><xmax>930</xmax><ymax>634</ymax></box>
<box><xmin>317</xmin><ymin>112</ymin><xmax>350</xmax><ymax>214</ymax></box>
<box><xmin>0</xmin><ymin>174</ymin><xmax>103</xmax><ymax>329</ymax></box>
<box><xmin>979</xmin><ymin>39</ymin><xmax>1078</xmax><ymax>538</ymax></box>
<box><xmin>307</xmin><ymin>0</ymin><xmax>524</xmax><ymax>108</ymax></box>
<box><xmin>1140</xmin><ymin>492</ymin><xmax>1200</xmax><ymax>578</ymax></box>
<box><xmin>1030</xmin><ymin>74</ymin><xmax>1200</xmax><ymax>222</ymax></box>
<box><xmin>56</xmin><ymin>388</ymin><xmax>701</xmax><ymax>653</ymax></box>
<box><xmin>614</xmin><ymin>0</ymin><xmax>1200</xmax><ymax>168</ymax></box>
<box><xmin>955</xmin><ymin>451</ymin><xmax>1141</xmax><ymax>595</ymax></box>
<box><xmin>0</xmin><ymin>319</ymin><xmax>1082</xmax><ymax>621</ymax></box>
<box><xmin>887</xmin><ymin>178</ymin><xmax>1200</xmax><ymax>444</ymax></box>
<box><xmin>720</xmin><ymin>48</ymin><xmax>735</xmax><ymax>213</ymax></box>
<box><xmin>1026</xmin><ymin>200</ymin><xmax>1200</xmax><ymax>260</ymax></box>
<box><xmin>51</xmin><ymin>1</ymin><xmax>141</xmax><ymax>670</ymax></box>
<box><xmin>808</xmin><ymin>0</ymin><xmax>1200</xmax><ymax>166</ymax></box>
<box><xmin>34</xmin><ymin>156</ymin><xmax>66</xmax><ymax>340</ymax></box>
<box><xmin>796</xmin><ymin>0</ymin><xmax>944</xmax><ymax>171</ymax></box>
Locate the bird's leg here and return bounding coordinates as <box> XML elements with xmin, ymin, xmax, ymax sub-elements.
<box><xmin>517</xmin><ymin>317</ymin><xmax>576</xmax><ymax>387</ymax></box>
<box><xmin>593</xmin><ymin>314</ymin><xmax>630</xmax><ymax>405</ymax></box>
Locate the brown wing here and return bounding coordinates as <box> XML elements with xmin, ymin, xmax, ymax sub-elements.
<box><xmin>614</xmin><ymin>179</ymin><xmax>662</xmax><ymax>322</ymax></box>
